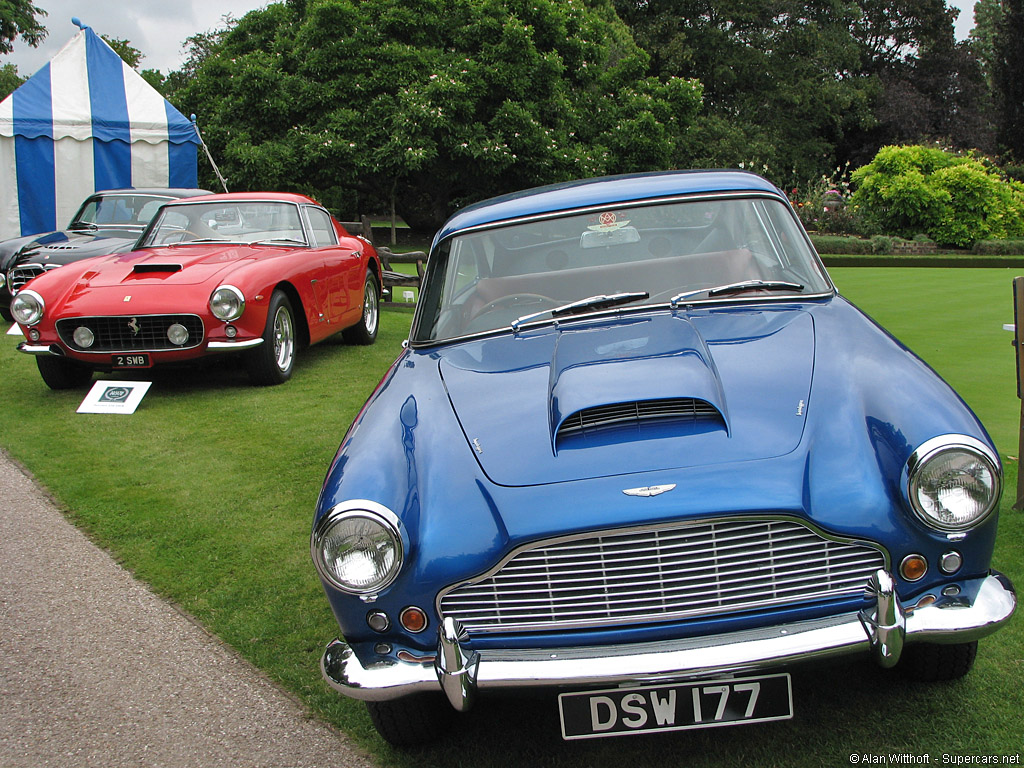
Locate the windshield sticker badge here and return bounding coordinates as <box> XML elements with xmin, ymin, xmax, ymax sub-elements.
<box><xmin>587</xmin><ymin>211</ymin><xmax>630</xmax><ymax>233</ymax></box>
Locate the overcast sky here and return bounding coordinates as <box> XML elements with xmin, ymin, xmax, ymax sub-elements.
<box><xmin>2</xmin><ymin>0</ymin><xmax>982</xmax><ymax>79</ymax></box>
<box><xmin>2</xmin><ymin>0</ymin><xmax>269</xmax><ymax>76</ymax></box>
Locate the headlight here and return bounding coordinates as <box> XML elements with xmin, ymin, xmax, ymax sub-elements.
<box><xmin>904</xmin><ymin>435</ymin><xmax>1001</xmax><ymax>531</ymax></box>
<box><xmin>0</xmin><ymin>272</ymin><xmax>6</xmax><ymax>290</ymax></box>
<box><xmin>11</xmin><ymin>289</ymin><xmax>44</xmax><ymax>325</ymax></box>
<box><xmin>210</xmin><ymin>285</ymin><xmax>245</xmax><ymax>321</ymax></box>
<box><xmin>312</xmin><ymin>502</ymin><xmax>404</xmax><ymax>594</ymax></box>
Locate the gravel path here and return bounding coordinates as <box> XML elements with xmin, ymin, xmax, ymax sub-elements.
<box><xmin>0</xmin><ymin>448</ymin><xmax>374</xmax><ymax>768</ymax></box>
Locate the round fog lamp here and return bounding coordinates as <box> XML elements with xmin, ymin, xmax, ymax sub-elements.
<box><xmin>940</xmin><ymin>551</ymin><xmax>963</xmax><ymax>574</ymax></box>
<box><xmin>400</xmin><ymin>606</ymin><xmax>428</xmax><ymax>633</ymax></box>
<box><xmin>366</xmin><ymin>610</ymin><xmax>391</xmax><ymax>633</ymax></box>
<box><xmin>167</xmin><ymin>323</ymin><xmax>189</xmax><ymax>346</ymax></box>
<box><xmin>73</xmin><ymin>326</ymin><xmax>95</xmax><ymax>348</ymax></box>
<box><xmin>900</xmin><ymin>554</ymin><xmax>928</xmax><ymax>582</ymax></box>
<box><xmin>225</xmin><ymin>325</ymin><xmax>237</xmax><ymax>338</ymax></box>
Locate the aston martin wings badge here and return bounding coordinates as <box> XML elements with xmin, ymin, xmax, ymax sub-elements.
<box><xmin>622</xmin><ymin>484</ymin><xmax>676</xmax><ymax>497</ymax></box>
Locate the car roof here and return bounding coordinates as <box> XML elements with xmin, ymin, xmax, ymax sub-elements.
<box><xmin>434</xmin><ymin>170</ymin><xmax>786</xmax><ymax>244</ymax></box>
<box><xmin>161</xmin><ymin>191</ymin><xmax>321</xmax><ymax>206</ymax></box>
<box><xmin>92</xmin><ymin>188</ymin><xmax>213</xmax><ymax>198</ymax></box>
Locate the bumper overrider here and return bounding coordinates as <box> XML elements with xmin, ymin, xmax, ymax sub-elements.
<box><xmin>322</xmin><ymin>570</ymin><xmax>1016</xmax><ymax>712</ymax></box>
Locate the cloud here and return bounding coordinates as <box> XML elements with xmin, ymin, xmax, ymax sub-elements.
<box><xmin>2</xmin><ymin>0</ymin><xmax>266</xmax><ymax>76</ymax></box>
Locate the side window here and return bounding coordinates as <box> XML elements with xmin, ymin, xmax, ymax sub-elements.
<box><xmin>305</xmin><ymin>207</ymin><xmax>338</xmax><ymax>248</ymax></box>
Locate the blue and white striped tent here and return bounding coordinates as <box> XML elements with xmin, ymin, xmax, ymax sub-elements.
<box><xmin>0</xmin><ymin>20</ymin><xmax>200</xmax><ymax>240</ymax></box>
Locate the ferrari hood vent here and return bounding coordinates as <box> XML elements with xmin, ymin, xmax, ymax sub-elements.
<box><xmin>557</xmin><ymin>397</ymin><xmax>723</xmax><ymax>442</ymax></box>
<box><xmin>132</xmin><ymin>263</ymin><xmax>182</xmax><ymax>274</ymax></box>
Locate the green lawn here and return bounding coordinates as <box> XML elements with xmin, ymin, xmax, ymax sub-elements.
<box><xmin>0</xmin><ymin>269</ymin><xmax>1020</xmax><ymax>766</ymax></box>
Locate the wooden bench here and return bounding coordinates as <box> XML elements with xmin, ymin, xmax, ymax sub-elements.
<box><xmin>339</xmin><ymin>215</ymin><xmax>426</xmax><ymax>302</ymax></box>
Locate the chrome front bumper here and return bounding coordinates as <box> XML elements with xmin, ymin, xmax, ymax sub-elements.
<box><xmin>321</xmin><ymin>571</ymin><xmax>1016</xmax><ymax>712</ymax></box>
<box><xmin>17</xmin><ymin>339</ymin><xmax>263</xmax><ymax>357</ymax></box>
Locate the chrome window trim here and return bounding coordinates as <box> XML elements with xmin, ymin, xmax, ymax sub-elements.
<box><xmin>410</xmin><ymin>191</ymin><xmax>835</xmax><ymax>348</ymax></box>
<box><xmin>140</xmin><ymin>199</ymin><xmax>309</xmax><ymax>248</ymax></box>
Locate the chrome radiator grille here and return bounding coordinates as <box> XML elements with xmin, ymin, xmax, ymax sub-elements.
<box><xmin>438</xmin><ymin>518</ymin><xmax>886</xmax><ymax>634</ymax></box>
<box><xmin>8</xmin><ymin>263</ymin><xmax>57</xmax><ymax>292</ymax></box>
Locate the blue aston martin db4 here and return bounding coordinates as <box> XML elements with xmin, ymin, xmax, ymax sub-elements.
<box><xmin>311</xmin><ymin>170</ymin><xmax>1015</xmax><ymax>745</ymax></box>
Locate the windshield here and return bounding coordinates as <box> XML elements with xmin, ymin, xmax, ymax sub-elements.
<box><xmin>70</xmin><ymin>194</ymin><xmax>175</xmax><ymax>231</ymax></box>
<box><xmin>413</xmin><ymin>196</ymin><xmax>832</xmax><ymax>343</ymax></box>
<box><xmin>140</xmin><ymin>201</ymin><xmax>307</xmax><ymax>247</ymax></box>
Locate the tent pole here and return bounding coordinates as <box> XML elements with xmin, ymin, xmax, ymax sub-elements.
<box><xmin>190</xmin><ymin>115</ymin><xmax>229</xmax><ymax>194</ymax></box>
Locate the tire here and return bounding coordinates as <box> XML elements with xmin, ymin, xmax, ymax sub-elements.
<box><xmin>342</xmin><ymin>272</ymin><xmax>380</xmax><ymax>346</ymax></box>
<box><xmin>0</xmin><ymin>305</ymin><xmax>12</xmax><ymax>323</ymax></box>
<box><xmin>245</xmin><ymin>290</ymin><xmax>296</xmax><ymax>386</ymax></box>
<box><xmin>898</xmin><ymin>641</ymin><xmax>978</xmax><ymax>682</ymax></box>
<box><xmin>36</xmin><ymin>356</ymin><xmax>93</xmax><ymax>390</ymax></box>
<box><xmin>365</xmin><ymin>694</ymin><xmax>453</xmax><ymax>748</ymax></box>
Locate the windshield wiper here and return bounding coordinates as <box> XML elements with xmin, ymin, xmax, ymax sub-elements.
<box><xmin>68</xmin><ymin>222</ymin><xmax>98</xmax><ymax>232</ymax></box>
<box><xmin>670</xmin><ymin>280</ymin><xmax>804</xmax><ymax>307</ymax></box>
<box><xmin>512</xmin><ymin>291</ymin><xmax>649</xmax><ymax>331</ymax></box>
<box><xmin>250</xmin><ymin>238</ymin><xmax>306</xmax><ymax>246</ymax></box>
<box><xmin>163</xmin><ymin>237</ymin><xmax>236</xmax><ymax>247</ymax></box>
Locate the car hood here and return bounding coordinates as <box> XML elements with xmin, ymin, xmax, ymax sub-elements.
<box><xmin>61</xmin><ymin>245</ymin><xmax>262</xmax><ymax>289</ymax></box>
<box><xmin>439</xmin><ymin>308</ymin><xmax>814</xmax><ymax>486</ymax></box>
<box><xmin>10</xmin><ymin>230</ymin><xmax>139</xmax><ymax>266</ymax></box>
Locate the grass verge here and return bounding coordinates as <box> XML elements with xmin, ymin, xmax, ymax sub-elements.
<box><xmin>0</xmin><ymin>269</ymin><xmax>1020</xmax><ymax>766</ymax></box>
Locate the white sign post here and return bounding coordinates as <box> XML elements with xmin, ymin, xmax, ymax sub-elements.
<box><xmin>77</xmin><ymin>381</ymin><xmax>153</xmax><ymax>414</ymax></box>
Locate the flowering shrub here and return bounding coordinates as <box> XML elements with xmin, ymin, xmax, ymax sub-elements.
<box><xmin>850</xmin><ymin>145</ymin><xmax>1024</xmax><ymax>248</ymax></box>
<box><xmin>788</xmin><ymin>165</ymin><xmax>867</xmax><ymax>235</ymax></box>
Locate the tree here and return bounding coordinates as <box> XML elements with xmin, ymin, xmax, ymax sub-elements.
<box><xmin>992</xmin><ymin>0</ymin><xmax>1024</xmax><ymax>159</ymax></box>
<box><xmin>0</xmin><ymin>0</ymin><xmax>46</xmax><ymax>55</ymax></box>
<box><xmin>102</xmin><ymin>35</ymin><xmax>144</xmax><ymax>69</ymax></box>
<box><xmin>172</xmin><ymin>0</ymin><xmax>702</xmax><ymax>230</ymax></box>
<box><xmin>614</xmin><ymin>0</ymin><xmax>875</xmax><ymax>185</ymax></box>
<box><xmin>0</xmin><ymin>62</ymin><xmax>25</xmax><ymax>100</ymax></box>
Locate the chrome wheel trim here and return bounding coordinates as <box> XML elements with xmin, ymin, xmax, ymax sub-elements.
<box><xmin>364</xmin><ymin>281</ymin><xmax>379</xmax><ymax>335</ymax></box>
<box><xmin>272</xmin><ymin>304</ymin><xmax>295</xmax><ymax>371</ymax></box>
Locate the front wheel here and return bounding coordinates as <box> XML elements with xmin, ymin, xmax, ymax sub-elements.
<box><xmin>245</xmin><ymin>290</ymin><xmax>296</xmax><ymax>386</ymax></box>
<box><xmin>898</xmin><ymin>641</ymin><xmax>978</xmax><ymax>682</ymax></box>
<box><xmin>343</xmin><ymin>271</ymin><xmax>380</xmax><ymax>345</ymax></box>
<box><xmin>36</xmin><ymin>356</ymin><xmax>93</xmax><ymax>390</ymax></box>
<box><xmin>365</xmin><ymin>694</ymin><xmax>453</xmax><ymax>748</ymax></box>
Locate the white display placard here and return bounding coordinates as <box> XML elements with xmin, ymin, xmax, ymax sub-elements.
<box><xmin>7</xmin><ymin>323</ymin><xmax>21</xmax><ymax>336</ymax></box>
<box><xmin>77</xmin><ymin>381</ymin><xmax>153</xmax><ymax>414</ymax></box>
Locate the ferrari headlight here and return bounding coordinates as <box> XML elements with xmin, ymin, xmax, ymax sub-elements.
<box><xmin>312</xmin><ymin>502</ymin><xmax>404</xmax><ymax>594</ymax></box>
<box><xmin>904</xmin><ymin>435</ymin><xmax>1001</xmax><ymax>531</ymax></box>
<box><xmin>11</xmin><ymin>289</ymin><xmax>44</xmax><ymax>325</ymax></box>
<box><xmin>210</xmin><ymin>285</ymin><xmax>245</xmax><ymax>321</ymax></box>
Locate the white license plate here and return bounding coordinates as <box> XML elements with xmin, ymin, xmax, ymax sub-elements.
<box><xmin>558</xmin><ymin>673</ymin><xmax>793</xmax><ymax>740</ymax></box>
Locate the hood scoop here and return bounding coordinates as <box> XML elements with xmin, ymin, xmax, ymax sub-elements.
<box><xmin>556</xmin><ymin>397</ymin><xmax>725</xmax><ymax>449</ymax></box>
<box><xmin>132</xmin><ymin>263</ymin><xmax>182</xmax><ymax>274</ymax></box>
